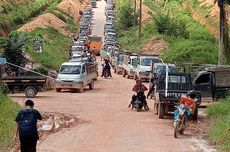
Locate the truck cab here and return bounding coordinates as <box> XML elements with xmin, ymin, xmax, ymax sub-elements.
<box><xmin>55</xmin><ymin>61</ymin><xmax>97</xmax><ymax>93</ymax></box>
<box><xmin>193</xmin><ymin>67</ymin><xmax>230</xmax><ymax>100</ymax></box>
<box><xmin>121</xmin><ymin>54</ymin><xmax>137</xmax><ymax>78</ymax></box>
<box><xmin>134</xmin><ymin>55</ymin><xmax>162</xmax><ymax>80</ymax></box>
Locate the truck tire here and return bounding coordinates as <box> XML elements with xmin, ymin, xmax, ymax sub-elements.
<box><xmin>122</xmin><ymin>70</ymin><xmax>126</xmax><ymax>77</ymax></box>
<box><xmin>158</xmin><ymin>103</ymin><xmax>165</xmax><ymax>119</ymax></box>
<box><xmin>127</xmin><ymin>74</ymin><xmax>130</xmax><ymax>79</ymax></box>
<box><xmin>192</xmin><ymin>108</ymin><xmax>198</xmax><ymax>121</ymax></box>
<box><xmin>154</xmin><ymin>103</ymin><xmax>158</xmax><ymax>115</ymax></box>
<box><xmin>56</xmin><ymin>88</ymin><xmax>61</xmax><ymax>92</ymax></box>
<box><xmin>89</xmin><ymin>80</ymin><xmax>94</xmax><ymax>90</ymax></box>
<box><xmin>114</xmin><ymin>68</ymin><xmax>117</xmax><ymax>73</ymax></box>
<box><xmin>134</xmin><ymin>75</ymin><xmax>138</xmax><ymax>80</ymax></box>
<box><xmin>79</xmin><ymin>83</ymin><xmax>84</xmax><ymax>93</ymax></box>
<box><xmin>25</xmin><ymin>86</ymin><xmax>37</xmax><ymax>98</ymax></box>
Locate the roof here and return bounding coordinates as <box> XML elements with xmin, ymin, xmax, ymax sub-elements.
<box><xmin>61</xmin><ymin>62</ymin><xmax>83</xmax><ymax>66</ymax></box>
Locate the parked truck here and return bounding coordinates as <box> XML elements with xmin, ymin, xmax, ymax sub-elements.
<box><xmin>121</xmin><ymin>54</ymin><xmax>137</xmax><ymax>79</ymax></box>
<box><xmin>193</xmin><ymin>66</ymin><xmax>230</xmax><ymax>101</ymax></box>
<box><xmin>0</xmin><ymin>62</ymin><xmax>47</xmax><ymax>98</ymax></box>
<box><xmin>133</xmin><ymin>55</ymin><xmax>162</xmax><ymax>80</ymax></box>
<box><xmin>113</xmin><ymin>52</ymin><xmax>125</xmax><ymax>74</ymax></box>
<box><xmin>154</xmin><ymin>72</ymin><xmax>201</xmax><ymax>120</ymax></box>
<box><xmin>55</xmin><ymin>61</ymin><xmax>98</xmax><ymax>93</ymax></box>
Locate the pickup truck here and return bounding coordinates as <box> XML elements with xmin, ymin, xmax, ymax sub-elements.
<box><xmin>154</xmin><ymin>72</ymin><xmax>201</xmax><ymax>120</ymax></box>
<box><xmin>194</xmin><ymin>66</ymin><xmax>230</xmax><ymax>101</ymax></box>
<box><xmin>121</xmin><ymin>54</ymin><xmax>137</xmax><ymax>79</ymax></box>
<box><xmin>113</xmin><ymin>52</ymin><xmax>125</xmax><ymax>74</ymax></box>
<box><xmin>55</xmin><ymin>61</ymin><xmax>98</xmax><ymax>93</ymax></box>
<box><xmin>133</xmin><ymin>55</ymin><xmax>162</xmax><ymax>80</ymax></box>
<box><xmin>0</xmin><ymin>63</ymin><xmax>47</xmax><ymax>98</ymax></box>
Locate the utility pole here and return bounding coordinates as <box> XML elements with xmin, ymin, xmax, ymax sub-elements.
<box><xmin>218</xmin><ymin>0</ymin><xmax>225</xmax><ymax>64</ymax></box>
<box><xmin>134</xmin><ymin>0</ymin><xmax>136</xmax><ymax>26</ymax></box>
<box><xmin>138</xmin><ymin>0</ymin><xmax>142</xmax><ymax>53</ymax></box>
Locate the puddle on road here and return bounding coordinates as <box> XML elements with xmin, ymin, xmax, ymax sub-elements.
<box><xmin>11</xmin><ymin>112</ymin><xmax>78</xmax><ymax>152</ymax></box>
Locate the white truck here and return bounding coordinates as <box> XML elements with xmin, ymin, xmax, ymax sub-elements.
<box><xmin>121</xmin><ymin>54</ymin><xmax>137</xmax><ymax>79</ymax></box>
<box><xmin>133</xmin><ymin>55</ymin><xmax>162</xmax><ymax>80</ymax></box>
<box><xmin>55</xmin><ymin>61</ymin><xmax>98</xmax><ymax>93</ymax></box>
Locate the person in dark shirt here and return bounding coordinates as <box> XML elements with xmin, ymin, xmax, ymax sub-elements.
<box><xmin>14</xmin><ymin>100</ymin><xmax>42</xmax><ymax>152</ymax></box>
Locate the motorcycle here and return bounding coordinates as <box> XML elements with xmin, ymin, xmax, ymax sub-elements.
<box><xmin>173</xmin><ymin>103</ymin><xmax>190</xmax><ymax>138</ymax></box>
<box><xmin>133</xmin><ymin>91</ymin><xmax>149</xmax><ymax>112</ymax></box>
<box><xmin>102</xmin><ymin>63</ymin><xmax>111</xmax><ymax>78</ymax></box>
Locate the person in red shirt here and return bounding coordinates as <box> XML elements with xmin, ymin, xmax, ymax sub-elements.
<box><xmin>129</xmin><ymin>79</ymin><xmax>149</xmax><ymax>110</ymax></box>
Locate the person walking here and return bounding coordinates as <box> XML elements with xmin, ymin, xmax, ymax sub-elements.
<box><xmin>14</xmin><ymin>99</ymin><xmax>42</xmax><ymax>152</ymax></box>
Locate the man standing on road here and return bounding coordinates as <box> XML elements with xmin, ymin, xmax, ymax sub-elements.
<box><xmin>14</xmin><ymin>100</ymin><xmax>42</xmax><ymax>152</ymax></box>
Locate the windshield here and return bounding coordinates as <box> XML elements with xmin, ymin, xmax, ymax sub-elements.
<box><xmin>141</xmin><ymin>57</ymin><xmax>161</xmax><ymax>66</ymax></box>
<box><xmin>89</xmin><ymin>36</ymin><xmax>102</xmax><ymax>42</ymax></box>
<box><xmin>156</xmin><ymin>66</ymin><xmax>177</xmax><ymax>75</ymax></box>
<box><xmin>141</xmin><ymin>58</ymin><xmax>152</xmax><ymax>66</ymax></box>
<box><xmin>59</xmin><ymin>65</ymin><xmax>81</xmax><ymax>74</ymax></box>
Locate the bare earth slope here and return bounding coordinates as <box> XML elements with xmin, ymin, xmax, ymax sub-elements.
<box><xmin>18</xmin><ymin>13</ymin><xmax>73</xmax><ymax>37</ymax></box>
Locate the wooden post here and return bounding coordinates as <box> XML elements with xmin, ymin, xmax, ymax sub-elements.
<box><xmin>138</xmin><ymin>0</ymin><xmax>142</xmax><ymax>53</ymax></box>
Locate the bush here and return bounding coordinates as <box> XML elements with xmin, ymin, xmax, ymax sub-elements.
<box><xmin>34</xmin><ymin>66</ymin><xmax>48</xmax><ymax>75</ymax></box>
<box><xmin>13</xmin><ymin>16</ymin><xmax>24</xmax><ymax>24</ymax></box>
<box><xmin>162</xmin><ymin>39</ymin><xmax>218</xmax><ymax>64</ymax></box>
<box><xmin>154</xmin><ymin>13</ymin><xmax>189</xmax><ymax>38</ymax></box>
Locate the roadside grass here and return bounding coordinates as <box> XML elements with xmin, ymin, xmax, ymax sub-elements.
<box><xmin>25</xmin><ymin>28</ymin><xmax>71</xmax><ymax>69</ymax></box>
<box><xmin>207</xmin><ymin>96</ymin><xmax>230</xmax><ymax>152</ymax></box>
<box><xmin>0</xmin><ymin>93</ymin><xmax>20</xmax><ymax>150</ymax></box>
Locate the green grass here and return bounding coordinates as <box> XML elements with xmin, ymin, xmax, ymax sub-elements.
<box><xmin>207</xmin><ymin>96</ymin><xmax>230</xmax><ymax>152</ymax></box>
<box><xmin>0</xmin><ymin>93</ymin><xmax>20</xmax><ymax>150</ymax></box>
<box><xmin>25</xmin><ymin>28</ymin><xmax>71</xmax><ymax>69</ymax></box>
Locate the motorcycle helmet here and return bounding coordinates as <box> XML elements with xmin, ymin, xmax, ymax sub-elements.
<box><xmin>187</xmin><ymin>90</ymin><xmax>196</xmax><ymax>99</ymax></box>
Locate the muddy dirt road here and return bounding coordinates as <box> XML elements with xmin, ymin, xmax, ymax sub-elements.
<box><xmin>11</xmin><ymin>1</ymin><xmax>214</xmax><ymax>152</ymax></box>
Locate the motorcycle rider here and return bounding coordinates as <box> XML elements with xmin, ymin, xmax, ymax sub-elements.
<box><xmin>101</xmin><ymin>58</ymin><xmax>112</xmax><ymax>77</ymax></box>
<box><xmin>128</xmin><ymin>79</ymin><xmax>149</xmax><ymax>110</ymax></box>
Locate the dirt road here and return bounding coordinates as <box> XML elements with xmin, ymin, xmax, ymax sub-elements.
<box><xmin>11</xmin><ymin>1</ymin><xmax>214</xmax><ymax>152</ymax></box>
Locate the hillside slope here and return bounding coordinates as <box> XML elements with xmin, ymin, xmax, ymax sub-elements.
<box><xmin>0</xmin><ymin>0</ymin><xmax>88</xmax><ymax>69</ymax></box>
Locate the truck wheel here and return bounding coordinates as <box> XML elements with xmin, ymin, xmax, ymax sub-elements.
<box><xmin>127</xmin><ymin>75</ymin><xmax>130</xmax><ymax>79</ymax></box>
<box><xmin>114</xmin><ymin>68</ymin><xmax>117</xmax><ymax>73</ymax></box>
<box><xmin>192</xmin><ymin>108</ymin><xmax>198</xmax><ymax>121</ymax></box>
<box><xmin>25</xmin><ymin>86</ymin><xmax>37</xmax><ymax>98</ymax></box>
<box><xmin>89</xmin><ymin>80</ymin><xmax>94</xmax><ymax>90</ymax></box>
<box><xmin>134</xmin><ymin>75</ymin><xmax>138</xmax><ymax>80</ymax></box>
<box><xmin>56</xmin><ymin>88</ymin><xmax>61</xmax><ymax>92</ymax></box>
<box><xmin>154</xmin><ymin>103</ymin><xmax>158</xmax><ymax>115</ymax></box>
<box><xmin>122</xmin><ymin>70</ymin><xmax>126</xmax><ymax>77</ymax></box>
<box><xmin>79</xmin><ymin>84</ymin><xmax>84</xmax><ymax>93</ymax></box>
<box><xmin>158</xmin><ymin>103</ymin><xmax>165</xmax><ymax>119</ymax></box>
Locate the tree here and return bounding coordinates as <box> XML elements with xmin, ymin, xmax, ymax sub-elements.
<box><xmin>214</xmin><ymin>0</ymin><xmax>230</xmax><ymax>64</ymax></box>
<box><xmin>0</xmin><ymin>31</ymin><xmax>27</xmax><ymax>67</ymax></box>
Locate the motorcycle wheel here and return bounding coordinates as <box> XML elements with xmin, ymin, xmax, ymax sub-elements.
<box><xmin>179</xmin><ymin>116</ymin><xmax>186</xmax><ymax>135</ymax></box>
<box><xmin>174</xmin><ymin>121</ymin><xmax>180</xmax><ymax>138</ymax></box>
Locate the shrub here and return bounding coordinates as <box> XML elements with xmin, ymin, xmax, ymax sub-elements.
<box><xmin>13</xmin><ymin>15</ymin><xmax>24</xmax><ymax>24</ymax></box>
<box><xmin>162</xmin><ymin>39</ymin><xmax>218</xmax><ymax>64</ymax></box>
<box><xmin>33</xmin><ymin>66</ymin><xmax>48</xmax><ymax>75</ymax></box>
<box><xmin>154</xmin><ymin>13</ymin><xmax>189</xmax><ymax>38</ymax></box>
